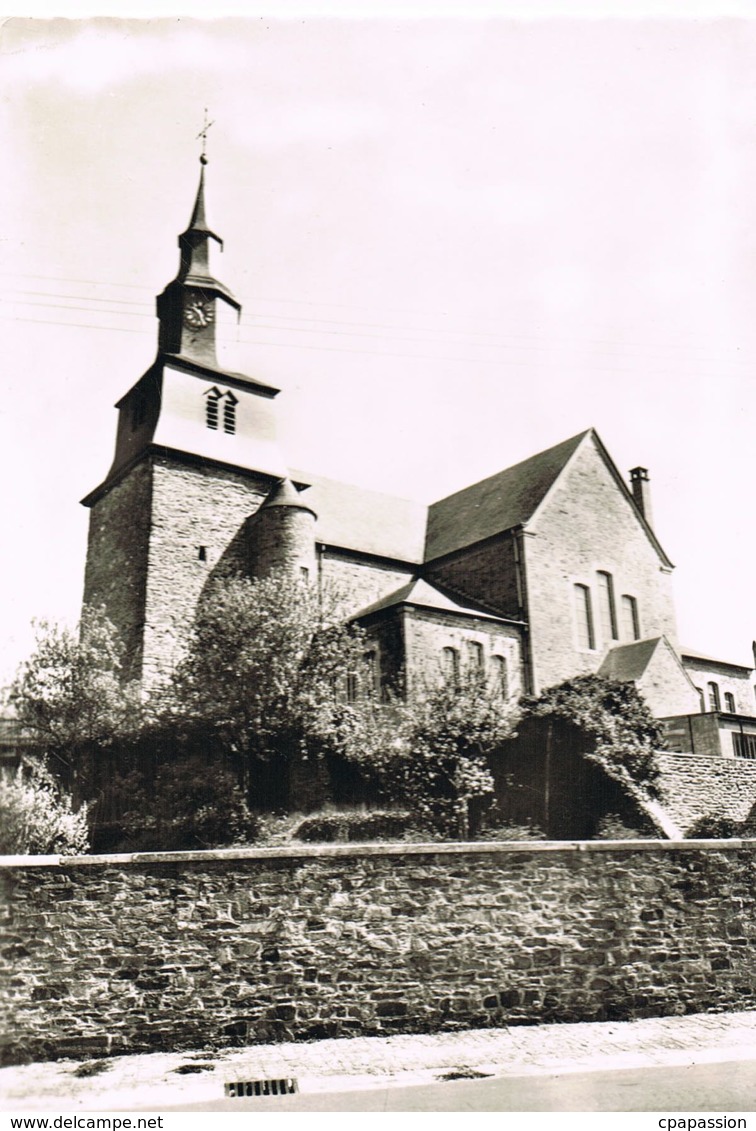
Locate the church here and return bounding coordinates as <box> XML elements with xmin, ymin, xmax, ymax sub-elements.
<box><xmin>81</xmin><ymin>157</ymin><xmax>756</xmax><ymax>761</ymax></box>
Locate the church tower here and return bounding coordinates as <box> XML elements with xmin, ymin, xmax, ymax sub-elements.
<box><xmin>82</xmin><ymin>155</ymin><xmax>290</xmax><ymax>690</ymax></box>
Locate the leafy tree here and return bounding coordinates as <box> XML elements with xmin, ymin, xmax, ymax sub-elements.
<box><xmin>0</xmin><ymin>760</ymin><xmax>89</xmax><ymax>855</ymax></box>
<box><xmin>520</xmin><ymin>674</ymin><xmax>663</xmax><ymax>795</ymax></box>
<box><xmin>162</xmin><ymin>574</ymin><xmax>372</xmax><ymax>795</ymax></box>
<box><xmin>8</xmin><ymin>607</ymin><xmax>141</xmax><ymax>795</ymax></box>
<box><xmin>353</xmin><ymin>673</ymin><xmax>519</xmax><ymax>840</ymax></box>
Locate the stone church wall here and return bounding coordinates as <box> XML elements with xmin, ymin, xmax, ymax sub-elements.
<box><xmin>425</xmin><ymin>531</ymin><xmax>522</xmax><ymax>620</ymax></box>
<box><xmin>404</xmin><ymin>608</ymin><xmax>523</xmax><ymax>698</ymax></box>
<box><xmin>82</xmin><ymin>461</ymin><xmax>153</xmax><ymax>682</ymax></box>
<box><xmin>319</xmin><ymin>551</ymin><xmax>414</xmax><ymax>619</ymax></box>
<box><xmin>525</xmin><ymin>437</ymin><xmax>679</xmax><ymax>693</ymax></box>
<box><xmin>4</xmin><ymin>841</ymin><xmax>756</xmax><ymax>1065</ymax></box>
<box><xmin>142</xmin><ymin>458</ymin><xmax>270</xmax><ymax>689</ymax></box>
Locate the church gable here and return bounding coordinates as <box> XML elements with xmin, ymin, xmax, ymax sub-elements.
<box><xmin>523</xmin><ymin>431</ymin><xmax>680</xmax><ymax>695</ymax></box>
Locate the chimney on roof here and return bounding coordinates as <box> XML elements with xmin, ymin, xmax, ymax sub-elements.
<box><xmin>629</xmin><ymin>467</ymin><xmax>653</xmax><ymax>527</ymax></box>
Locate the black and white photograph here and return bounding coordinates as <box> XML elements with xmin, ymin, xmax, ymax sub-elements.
<box><xmin>2</xmin><ymin>1</ymin><xmax>756</xmax><ymax>1117</ymax></box>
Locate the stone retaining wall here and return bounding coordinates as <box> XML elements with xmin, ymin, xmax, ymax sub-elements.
<box><xmin>655</xmin><ymin>753</ymin><xmax>756</xmax><ymax>833</ymax></box>
<box><xmin>3</xmin><ymin>841</ymin><xmax>756</xmax><ymax>1065</ymax></box>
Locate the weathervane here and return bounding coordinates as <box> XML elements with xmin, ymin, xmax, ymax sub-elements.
<box><xmin>196</xmin><ymin>109</ymin><xmax>215</xmax><ymax>166</ymax></box>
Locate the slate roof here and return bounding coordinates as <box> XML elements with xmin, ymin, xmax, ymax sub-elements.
<box><xmin>292</xmin><ymin>471</ymin><xmax>428</xmax><ymax>563</ymax></box>
<box><xmin>680</xmin><ymin>647</ymin><xmax>753</xmax><ymax>672</ymax></box>
<box><xmin>598</xmin><ymin>637</ymin><xmax>664</xmax><ymax>682</ymax></box>
<box><xmin>424</xmin><ymin>430</ymin><xmax>589</xmax><ymax>561</ymax></box>
<box><xmin>351</xmin><ymin>578</ymin><xmax>518</xmax><ymax>624</ymax></box>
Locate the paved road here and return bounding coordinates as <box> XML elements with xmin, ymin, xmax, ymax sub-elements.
<box><xmin>158</xmin><ymin>1058</ymin><xmax>756</xmax><ymax>1112</ymax></box>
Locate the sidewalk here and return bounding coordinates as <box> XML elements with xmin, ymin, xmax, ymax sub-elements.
<box><xmin>3</xmin><ymin>1010</ymin><xmax>756</xmax><ymax>1111</ymax></box>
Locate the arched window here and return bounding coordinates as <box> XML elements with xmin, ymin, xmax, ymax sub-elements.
<box><xmin>574</xmin><ymin>583</ymin><xmax>595</xmax><ymax>650</ymax></box>
<box><xmin>724</xmin><ymin>692</ymin><xmax>736</xmax><ymax>714</ymax></box>
<box><xmin>597</xmin><ymin>571</ymin><xmax>618</xmax><ymax>641</ymax></box>
<box><xmin>621</xmin><ymin>594</ymin><xmax>640</xmax><ymax>641</ymax></box>
<box><xmin>707</xmin><ymin>682</ymin><xmax>721</xmax><ymax>712</ymax></box>
<box><xmin>695</xmin><ymin>687</ymin><xmax>705</xmax><ymax>713</ymax></box>
<box><xmin>491</xmin><ymin>655</ymin><xmax>509</xmax><ymax>699</ymax></box>
<box><xmin>441</xmin><ymin>646</ymin><xmax>460</xmax><ymax>687</ymax></box>
<box><xmin>467</xmin><ymin>640</ymin><xmax>484</xmax><ymax>672</ymax></box>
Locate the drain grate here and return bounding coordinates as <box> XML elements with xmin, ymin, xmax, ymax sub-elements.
<box><xmin>225</xmin><ymin>1078</ymin><xmax>299</xmax><ymax>1098</ymax></box>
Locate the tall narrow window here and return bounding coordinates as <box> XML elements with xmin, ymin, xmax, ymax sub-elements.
<box><xmin>695</xmin><ymin>687</ymin><xmax>705</xmax><ymax>713</ymax></box>
<box><xmin>364</xmin><ymin>650</ymin><xmax>380</xmax><ymax>696</ymax></box>
<box><xmin>491</xmin><ymin>655</ymin><xmax>509</xmax><ymax>699</ymax></box>
<box><xmin>467</xmin><ymin>640</ymin><xmax>484</xmax><ymax>673</ymax></box>
<box><xmin>346</xmin><ymin>672</ymin><xmax>359</xmax><ymax>703</ymax></box>
<box><xmin>441</xmin><ymin>646</ymin><xmax>460</xmax><ymax>687</ymax></box>
<box><xmin>620</xmin><ymin>595</ymin><xmax>640</xmax><ymax>641</ymax></box>
<box><xmin>574</xmin><ymin>584</ymin><xmax>595</xmax><ymax>650</ymax></box>
<box><xmin>724</xmin><ymin>692</ymin><xmax>736</xmax><ymax>713</ymax></box>
<box><xmin>597</xmin><ymin>572</ymin><xmax>618</xmax><ymax>641</ymax></box>
<box><xmin>707</xmin><ymin>682</ymin><xmax>721</xmax><ymax>712</ymax></box>
<box><xmin>205</xmin><ymin>388</ymin><xmax>221</xmax><ymax>430</ymax></box>
<box><xmin>223</xmin><ymin>393</ymin><xmax>238</xmax><ymax>435</ymax></box>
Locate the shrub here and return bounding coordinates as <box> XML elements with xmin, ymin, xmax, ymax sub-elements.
<box><xmin>0</xmin><ymin>760</ymin><xmax>89</xmax><ymax>855</ymax></box>
<box><xmin>291</xmin><ymin>809</ymin><xmax>422</xmax><ymax>843</ymax></box>
<box><xmin>686</xmin><ymin>815</ymin><xmax>743</xmax><ymax>840</ymax></box>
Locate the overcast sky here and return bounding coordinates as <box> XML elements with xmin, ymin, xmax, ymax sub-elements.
<box><xmin>2</xmin><ymin>9</ymin><xmax>756</xmax><ymax>683</ymax></box>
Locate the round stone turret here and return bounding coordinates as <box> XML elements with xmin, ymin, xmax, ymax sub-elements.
<box><xmin>248</xmin><ymin>478</ymin><xmax>317</xmax><ymax>581</ymax></box>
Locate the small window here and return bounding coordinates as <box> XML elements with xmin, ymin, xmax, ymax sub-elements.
<box><xmin>299</xmin><ymin>566</ymin><xmax>309</xmax><ymax>581</ymax></box>
<box><xmin>441</xmin><ymin>646</ymin><xmax>460</xmax><ymax>687</ymax></box>
<box><xmin>724</xmin><ymin>692</ymin><xmax>736</xmax><ymax>714</ymax></box>
<box><xmin>467</xmin><ymin>640</ymin><xmax>484</xmax><ymax>672</ymax></box>
<box><xmin>707</xmin><ymin>682</ymin><xmax>721</xmax><ymax>712</ymax></box>
<box><xmin>198</xmin><ymin>546</ymin><xmax>207</xmax><ymax>562</ymax></box>
<box><xmin>620</xmin><ymin>595</ymin><xmax>640</xmax><ymax>642</ymax></box>
<box><xmin>574</xmin><ymin>584</ymin><xmax>595</xmax><ymax>650</ymax></box>
<box><xmin>695</xmin><ymin>686</ymin><xmax>705</xmax><ymax>713</ymax></box>
<box><xmin>597</xmin><ymin>572</ymin><xmax>618</xmax><ymax>641</ymax></box>
<box><xmin>491</xmin><ymin>655</ymin><xmax>509</xmax><ymax>698</ymax></box>
<box><xmin>223</xmin><ymin>393</ymin><xmax>238</xmax><ymax>435</ymax></box>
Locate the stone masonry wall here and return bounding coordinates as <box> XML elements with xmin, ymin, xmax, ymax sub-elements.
<box><xmin>82</xmin><ymin>462</ymin><xmax>152</xmax><ymax>682</ymax></box>
<box><xmin>526</xmin><ymin>435</ymin><xmax>679</xmax><ymax>693</ymax></box>
<box><xmin>142</xmin><ymin>458</ymin><xmax>270</xmax><ymax>689</ymax></box>
<box><xmin>655</xmin><ymin>753</ymin><xmax>756</xmax><ymax>834</ymax></box>
<box><xmin>3</xmin><ymin>841</ymin><xmax>756</xmax><ymax>1065</ymax></box>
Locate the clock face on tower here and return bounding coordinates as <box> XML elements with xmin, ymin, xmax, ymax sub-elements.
<box><xmin>183</xmin><ymin>299</ymin><xmax>215</xmax><ymax>329</ymax></box>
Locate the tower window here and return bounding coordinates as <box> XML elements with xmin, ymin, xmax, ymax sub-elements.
<box><xmin>620</xmin><ymin>595</ymin><xmax>640</xmax><ymax>641</ymax></box>
<box><xmin>205</xmin><ymin>387</ymin><xmax>221</xmax><ymax>430</ymax></box>
<box><xmin>707</xmin><ymin>682</ymin><xmax>721</xmax><ymax>712</ymax></box>
<box><xmin>223</xmin><ymin>393</ymin><xmax>238</xmax><ymax>435</ymax></box>
<box><xmin>597</xmin><ymin>572</ymin><xmax>618</xmax><ymax>641</ymax></box>
<box><xmin>574</xmin><ymin>583</ymin><xmax>595</xmax><ymax>650</ymax></box>
<box><xmin>198</xmin><ymin>546</ymin><xmax>207</xmax><ymax>562</ymax></box>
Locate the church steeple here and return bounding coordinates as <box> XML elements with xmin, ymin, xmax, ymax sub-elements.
<box><xmin>156</xmin><ymin>154</ymin><xmax>241</xmax><ymax>366</ymax></box>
